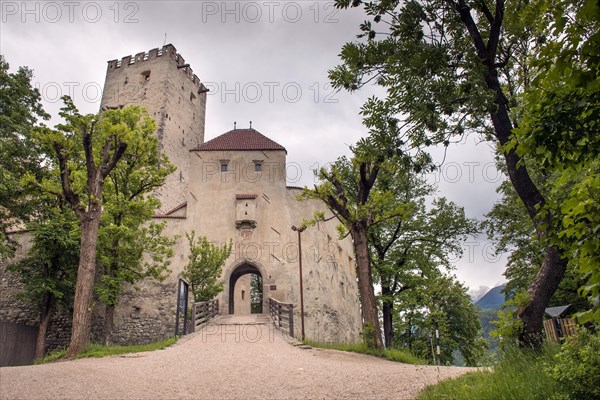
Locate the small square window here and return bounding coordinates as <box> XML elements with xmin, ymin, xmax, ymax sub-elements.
<box><xmin>141</xmin><ymin>70</ymin><xmax>151</xmax><ymax>82</ymax></box>
<box><xmin>253</xmin><ymin>160</ymin><xmax>263</xmax><ymax>172</ymax></box>
<box><xmin>220</xmin><ymin>160</ymin><xmax>229</xmax><ymax>172</ymax></box>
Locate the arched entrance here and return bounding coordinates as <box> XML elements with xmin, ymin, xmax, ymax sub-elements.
<box><xmin>228</xmin><ymin>263</ymin><xmax>263</xmax><ymax>314</ymax></box>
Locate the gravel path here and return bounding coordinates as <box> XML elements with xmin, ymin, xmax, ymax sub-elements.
<box><xmin>0</xmin><ymin>315</ymin><xmax>475</xmax><ymax>399</ymax></box>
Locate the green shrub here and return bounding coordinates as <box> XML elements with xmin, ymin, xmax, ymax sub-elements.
<box><xmin>417</xmin><ymin>345</ymin><xmax>560</xmax><ymax>400</ymax></box>
<box><xmin>547</xmin><ymin>328</ymin><xmax>600</xmax><ymax>400</ymax></box>
<box><xmin>360</xmin><ymin>323</ymin><xmax>378</xmax><ymax>349</ymax></box>
<box><xmin>36</xmin><ymin>336</ymin><xmax>178</xmax><ymax>364</ymax></box>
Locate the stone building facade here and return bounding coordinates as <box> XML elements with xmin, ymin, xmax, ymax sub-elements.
<box><xmin>1</xmin><ymin>45</ymin><xmax>362</xmax><ymax>353</ymax></box>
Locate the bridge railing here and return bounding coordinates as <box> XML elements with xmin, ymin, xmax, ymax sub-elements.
<box><xmin>268</xmin><ymin>297</ymin><xmax>294</xmax><ymax>337</ymax></box>
<box><xmin>190</xmin><ymin>299</ymin><xmax>219</xmax><ymax>332</ymax></box>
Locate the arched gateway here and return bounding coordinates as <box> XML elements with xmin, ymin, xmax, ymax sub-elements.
<box><xmin>227</xmin><ymin>262</ymin><xmax>264</xmax><ymax>315</ymax></box>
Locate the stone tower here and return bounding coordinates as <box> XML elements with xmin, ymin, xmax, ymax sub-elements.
<box><xmin>100</xmin><ymin>44</ymin><xmax>208</xmax><ymax>212</ymax></box>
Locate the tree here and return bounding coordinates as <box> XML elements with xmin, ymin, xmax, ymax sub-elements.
<box><xmin>7</xmin><ymin>207</ymin><xmax>79</xmax><ymax>359</ymax></box>
<box><xmin>330</xmin><ymin>0</ymin><xmax>567</xmax><ymax>346</ymax></box>
<box><xmin>394</xmin><ymin>272</ymin><xmax>486</xmax><ymax>366</ymax></box>
<box><xmin>182</xmin><ymin>232</ymin><xmax>232</xmax><ymax>302</ymax></box>
<box><xmin>0</xmin><ymin>55</ymin><xmax>49</xmax><ymax>259</ymax></box>
<box><xmin>370</xmin><ymin>175</ymin><xmax>479</xmax><ymax>348</ymax></box>
<box><xmin>511</xmin><ymin>0</ymin><xmax>600</xmax><ymax>322</ymax></box>
<box><xmin>302</xmin><ymin>123</ymin><xmax>417</xmax><ymax>349</ymax></box>
<box><xmin>95</xmin><ymin>127</ymin><xmax>175</xmax><ymax>344</ymax></box>
<box><xmin>33</xmin><ymin>98</ymin><xmax>158</xmax><ymax>356</ymax></box>
<box><xmin>484</xmin><ymin>159</ymin><xmax>589</xmax><ymax>314</ymax></box>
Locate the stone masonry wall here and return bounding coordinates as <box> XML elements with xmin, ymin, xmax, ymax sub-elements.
<box><xmin>0</xmin><ymin>233</ymin><xmax>72</xmax><ymax>353</ymax></box>
<box><xmin>0</xmin><ymin>231</ymin><xmax>179</xmax><ymax>355</ymax></box>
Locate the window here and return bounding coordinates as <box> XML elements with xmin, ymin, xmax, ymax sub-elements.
<box><xmin>254</xmin><ymin>161</ymin><xmax>262</xmax><ymax>172</ymax></box>
<box><xmin>140</xmin><ymin>70</ymin><xmax>151</xmax><ymax>82</ymax></box>
<box><xmin>220</xmin><ymin>160</ymin><xmax>229</xmax><ymax>172</ymax></box>
<box><xmin>190</xmin><ymin>92</ymin><xmax>196</xmax><ymax>103</ymax></box>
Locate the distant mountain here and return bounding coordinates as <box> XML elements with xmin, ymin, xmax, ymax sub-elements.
<box><xmin>469</xmin><ymin>285</ymin><xmax>491</xmax><ymax>303</ymax></box>
<box><xmin>475</xmin><ymin>284</ymin><xmax>506</xmax><ymax>309</ymax></box>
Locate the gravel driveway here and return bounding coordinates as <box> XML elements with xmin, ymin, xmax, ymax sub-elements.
<box><xmin>0</xmin><ymin>315</ymin><xmax>475</xmax><ymax>399</ymax></box>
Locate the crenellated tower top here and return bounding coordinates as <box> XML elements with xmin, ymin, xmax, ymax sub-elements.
<box><xmin>106</xmin><ymin>44</ymin><xmax>206</xmax><ymax>91</ymax></box>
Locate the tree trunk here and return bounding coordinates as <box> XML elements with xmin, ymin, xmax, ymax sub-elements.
<box><xmin>485</xmin><ymin>66</ymin><xmax>567</xmax><ymax>348</ymax></box>
<box><xmin>35</xmin><ymin>294</ymin><xmax>53</xmax><ymax>360</ymax></box>
<box><xmin>66</xmin><ymin>213</ymin><xmax>101</xmax><ymax>357</ymax></box>
<box><xmin>518</xmin><ymin>246</ymin><xmax>567</xmax><ymax>346</ymax></box>
<box><xmin>103</xmin><ymin>304</ymin><xmax>115</xmax><ymax>346</ymax></box>
<box><xmin>454</xmin><ymin>0</ymin><xmax>569</xmax><ymax>348</ymax></box>
<box><xmin>381</xmin><ymin>284</ymin><xmax>394</xmax><ymax>348</ymax></box>
<box><xmin>352</xmin><ymin>222</ymin><xmax>383</xmax><ymax>349</ymax></box>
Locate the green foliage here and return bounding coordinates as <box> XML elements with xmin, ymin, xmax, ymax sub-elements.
<box><xmin>332</xmin><ymin>0</ymin><xmax>574</xmax><ymax>346</ymax></box>
<box><xmin>300</xmin><ymin>126</ymin><xmax>415</xmax><ymax>349</ymax></box>
<box><xmin>417</xmin><ymin>345</ymin><xmax>561</xmax><ymax>400</ymax></box>
<box><xmin>28</xmin><ymin>97</ymin><xmax>159</xmax><ymax>221</ymax></box>
<box><xmin>483</xmin><ymin>169</ymin><xmax>546</xmax><ymax>298</ymax></box>
<box><xmin>483</xmin><ymin>159</ymin><xmax>589</xmax><ymax>314</ymax></box>
<box><xmin>7</xmin><ymin>207</ymin><xmax>80</xmax><ymax>310</ymax></box>
<box><xmin>395</xmin><ymin>274</ymin><xmax>487</xmax><ymax>366</ymax></box>
<box><xmin>250</xmin><ymin>273</ymin><xmax>263</xmax><ymax>313</ymax></box>
<box><xmin>511</xmin><ymin>0</ymin><xmax>600</xmax><ymax>322</ymax></box>
<box><xmin>182</xmin><ymin>232</ymin><xmax>232</xmax><ymax>302</ymax></box>
<box><xmin>96</xmin><ymin>222</ymin><xmax>175</xmax><ymax>306</ymax></box>
<box><xmin>36</xmin><ymin>336</ymin><xmax>178</xmax><ymax>364</ymax></box>
<box><xmin>546</xmin><ymin>328</ymin><xmax>600</xmax><ymax>400</ymax></box>
<box><xmin>330</xmin><ymin>0</ymin><xmax>525</xmax><ymax>147</ymax></box>
<box><xmin>360</xmin><ymin>323</ymin><xmax>379</xmax><ymax>349</ymax></box>
<box><xmin>303</xmin><ymin>339</ymin><xmax>426</xmax><ymax>365</ymax></box>
<box><xmin>491</xmin><ymin>291</ymin><xmax>529</xmax><ymax>345</ymax></box>
<box><xmin>419</xmin><ymin>329</ymin><xmax>600</xmax><ymax>400</ymax></box>
<box><xmin>0</xmin><ymin>55</ymin><xmax>49</xmax><ymax>259</ymax></box>
<box><xmin>95</xmin><ymin>122</ymin><xmax>176</xmax><ymax>308</ymax></box>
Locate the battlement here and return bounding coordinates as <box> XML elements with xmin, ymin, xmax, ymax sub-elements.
<box><xmin>106</xmin><ymin>44</ymin><xmax>204</xmax><ymax>89</ymax></box>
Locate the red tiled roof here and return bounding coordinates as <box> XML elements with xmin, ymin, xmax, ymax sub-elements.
<box><xmin>153</xmin><ymin>202</ymin><xmax>187</xmax><ymax>219</ymax></box>
<box><xmin>191</xmin><ymin>129</ymin><xmax>287</xmax><ymax>153</ymax></box>
<box><xmin>236</xmin><ymin>194</ymin><xmax>257</xmax><ymax>200</ymax></box>
<box><xmin>152</xmin><ymin>215</ymin><xmax>186</xmax><ymax>220</ymax></box>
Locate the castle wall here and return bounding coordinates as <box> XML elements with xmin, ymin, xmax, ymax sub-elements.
<box><xmin>0</xmin><ymin>233</ymin><xmax>73</xmax><ymax>355</ymax></box>
<box><xmin>1</xmin><ymin>45</ymin><xmax>362</xmax><ymax>352</ymax></box>
<box><xmin>100</xmin><ymin>44</ymin><xmax>207</xmax><ymax>212</ymax></box>
<box><xmin>170</xmin><ymin>147</ymin><xmax>362</xmax><ymax>342</ymax></box>
<box><xmin>233</xmin><ymin>274</ymin><xmax>252</xmax><ymax>315</ymax></box>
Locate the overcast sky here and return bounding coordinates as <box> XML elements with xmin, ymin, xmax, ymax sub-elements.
<box><xmin>1</xmin><ymin>1</ymin><xmax>508</xmax><ymax>293</ymax></box>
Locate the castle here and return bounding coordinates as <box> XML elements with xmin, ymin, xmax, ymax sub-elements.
<box><xmin>0</xmin><ymin>45</ymin><xmax>362</xmax><ymax>358</ymax></box>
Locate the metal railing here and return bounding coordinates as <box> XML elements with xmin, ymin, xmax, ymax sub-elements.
<box><xmin>190</xmin><ymin>299</ymin><xmax>220</xmax><ymax>332</ymax></box>
<box><xmin>268</xmin><ymin>297</ymin><xmax>294</xmax><ymax>337</ymax></box>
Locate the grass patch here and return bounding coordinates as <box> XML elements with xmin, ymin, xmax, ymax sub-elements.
<box><xmin>36</xmin><ymin>336</ymin><xmax>178</xmax><ymax>364</ymax></box>
<box><xmin>416</xmin><ymin>345</ymin><xmax>560</xmax><ymax>400</ymax></box>
<box><xmin>303</xmin><ymin>340</ymin><xmax>426</xmax><ymax>365</ymax></box>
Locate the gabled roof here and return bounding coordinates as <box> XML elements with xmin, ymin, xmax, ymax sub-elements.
<box><xmin>153</xmin><ymin>202</ymin><xmax>187</xmax><ymax>219</ymax></box>
<box><xmin>191</xmin><ymin>128</ymin><xmax>287</xmax><ymax>153</ymax></box>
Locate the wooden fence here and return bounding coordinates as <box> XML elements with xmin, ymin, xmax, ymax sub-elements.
<box><xmin>543</xmin><ymin>317</ymin><xmax>577</xmax><ymax>344</ymax></box>
<box><xmin>0</xmin><ymin>321</ymin><xmax>37</xmax><ymax>367</ymax></box>
<box><xmin>189</xmin><ymin>299</ymin><xmax>219</xmax><ymax>332</ymax></box>
<box><xmin>268</xmin><ymin>297</ymin><xmax>294</xmax><ymax>337</ymax></box>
